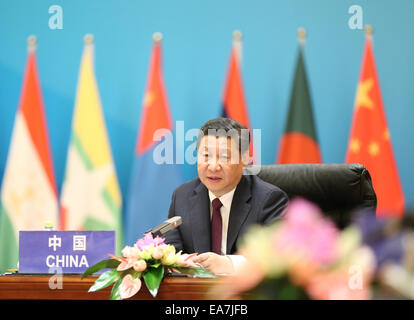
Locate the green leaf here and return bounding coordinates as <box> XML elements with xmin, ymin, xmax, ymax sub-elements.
<box><xmin>143</xmin><ymin>265</ymin><xmax>164</xmax><ymax>298</ymax></box>
<box><xmin>88</xmin><ymin>269</ymin><xmax>119</xmax><ymax>292</ymax></box>
<box><xmin>109</xmin><ymin>277</ymin><xmax>122</xmax><ymax>300</ymax></box>
<box><xmin>81</xmin><ymin>259</ymin><xmax>120</xmax><ymax>278</ymax></box>
<box><xmin>173</xmin><ymin>267</ymin><xmax>216</xmax><ymax>278</ymax></box>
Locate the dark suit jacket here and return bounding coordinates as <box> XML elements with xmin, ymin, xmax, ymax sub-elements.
<box><xmin>164</xmin><ymin>174</ymin><xmax>289</xmax><ymax>254</ymax></box>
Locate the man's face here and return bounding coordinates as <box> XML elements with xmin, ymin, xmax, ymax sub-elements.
<box><xmin>197</xmin><ymin>135</ymin><xmax>249</xmax><ymax>197</ymax></box>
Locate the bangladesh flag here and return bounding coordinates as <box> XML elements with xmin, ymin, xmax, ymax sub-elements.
<box><xmin>277</xmin><ymin>46</ymin><xmax>321</xmax><ymax>164</ymax></box>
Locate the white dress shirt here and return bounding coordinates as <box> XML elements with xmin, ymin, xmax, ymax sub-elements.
<box><xmin>208</xmin><ymin>188</ymin><xmax>246</xmax><ymax>273</ymax></box>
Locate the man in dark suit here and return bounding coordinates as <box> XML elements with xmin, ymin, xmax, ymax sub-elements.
<box><xmin>165</xmin><ymin>118</ymin><xmax>288</xmax><ymax>274</ymax></box>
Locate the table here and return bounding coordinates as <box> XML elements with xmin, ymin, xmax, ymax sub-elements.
<box><xmin>0</xmin><ymin>274</ymin><xmax>221</xmax><ymax>300</ymax></box>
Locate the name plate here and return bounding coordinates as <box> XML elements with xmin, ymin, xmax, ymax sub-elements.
<box><xmin>19</xmin><ymin>230</ymin><xmax>115</xmax><ymax>274</ymax></box>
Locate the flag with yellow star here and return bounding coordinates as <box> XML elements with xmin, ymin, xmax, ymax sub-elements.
<box><xmin>124</xmin><ymin>36</ymin><xmax>182</xmax><ymax>245</ymax></box>
<box><xmin>60</xmin><ymin>37</ymin><xmax>123</xmax><ymax>253</ymax></box>
<box><xmin>221</xmin><ymin>35</ymin><xmax>255</xmax><ymax>160</ymax></box>
<box><xmin>0</xmin><ymin>44</ymin><xmax>58</xmax><ymax>273</ymax></box>
<box><xmin>345</xmin><ymin>36</ymin><xmax>404</xmax><ymax>217</ymax></box>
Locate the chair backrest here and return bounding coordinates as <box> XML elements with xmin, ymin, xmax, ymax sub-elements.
<box><xmin>252</xmin><ymin>163</ymin><xmax>377</xmax><ymax>228</ymax></box>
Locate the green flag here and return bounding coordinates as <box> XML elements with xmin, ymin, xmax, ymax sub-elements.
<box><xmin>277</xmin><ymin>46</ymin><xmax>321</xmax><ymax>164</ymax></box>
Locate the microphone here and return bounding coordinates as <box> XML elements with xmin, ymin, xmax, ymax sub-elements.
<box><xmin>146</xmin><ymin>216</ymin><xmax>182</xmax><ymax>237</ymax></box>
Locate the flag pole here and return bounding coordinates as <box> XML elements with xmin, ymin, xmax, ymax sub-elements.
<box><xmin>82</xmin><ymin>34</ymin><xmax>95</xmax><ymax>67</ymax></box>
<box><xmin>152</xmin><ymin>32</ymin><xmax>163</xmax><ymax>43</ymax></box>
<box><xmin>297</xmin><ymin>27</ymin><xmax>306</xmax><ymax>48</ymax></box>
<box><xmin>233</xmin><ymin>30</ymin><xmax>243</xmax><ymax>64</ymax></box>
<box><xmin>27</xmin><ymin>35</ymin><xmax>37</xmax><ymax>53</ymax></box>
<box><xmin>84</xmin><ymin>33</ymin><xmax>94</xmax><ymax>45</ymax></box>
<box><xmin>365</xmin><ymin>24</ymin><xmax>373</xmax><ymax>41</ymax></box>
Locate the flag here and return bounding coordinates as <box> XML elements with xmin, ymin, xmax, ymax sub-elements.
<box><xmin>60</xmin><ymin>36</ymin><xmax>123</xmax><ymax>253</ymax></box>
<box><xmin>345</xmin><ymin>34</ymin><xmax>404</xmax><ymax>217</ymax></box>
<box><xmin>0</xmin><ymin>39</ymin><xmax>58</xmax><ymax>273</ymax></box>
<box><xmin>221</xmin><ymin>33</ymin><xmax>255</xmax><ymax>160</ymax></box>
<box><xmin>124</xmin><ymin>35</ymin><xmax>182</xmax><ymax>245</ymax></box>
<box><xmin>277</xmin><ymin>44</ymin><xmax>321</xmax><ymax>164</ymax></box>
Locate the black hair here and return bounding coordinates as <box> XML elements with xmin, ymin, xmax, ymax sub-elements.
<box><xmin>196</xmin><ymin>117</ymin><xmax>250</xmax><ymax>154</ymax></box>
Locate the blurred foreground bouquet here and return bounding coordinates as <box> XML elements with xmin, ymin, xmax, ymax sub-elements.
<box><xmin>356</xmin><ymin>211</ymin><xmax>414</xmax><ymax>299</ymax></box>
<box><xmin>211</xmin><ymin>198</ymin><xmax>376</xmax><ymax>300</ymax></box>
<box><xmin>82</xmin><ymin>233</ymin><xmax>214</xmax><ymax>300</ymax></box>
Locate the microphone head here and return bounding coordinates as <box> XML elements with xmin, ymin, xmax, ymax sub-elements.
<box><xmin>147</xmin><ymin>216</ymin><xmax>182</xmax><ymax>237</ymax></box>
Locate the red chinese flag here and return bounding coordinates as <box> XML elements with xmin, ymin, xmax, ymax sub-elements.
<box><xmin>345</xmin><ymin>36</ymin><xmax>404</xmax><ymax>218</ymax></box>
<box><xmin>222</xmin><ymin>44</ymin><xmax>254</xmax><ymax>160</ymax></box>
<box><xmin>222</xmin><ymin>46</ymin><xmax>250</xmax><ymax>127</ymax></box>
<box><xmin>136</xmin><ymin>40</ymin><xmax>172</xmax><ymax>155</ymax></box>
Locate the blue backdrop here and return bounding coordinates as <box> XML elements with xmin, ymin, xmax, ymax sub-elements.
<box><xmin>1</xmin><ymin>0</ymin><xmax>413</xmax><ymax>213</ymax></box>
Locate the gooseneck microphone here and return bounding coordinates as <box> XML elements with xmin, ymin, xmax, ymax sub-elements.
<box><xmin>146</xmin><ymin>216</ymin><xmax>182</xmax><ymax>237</ymax></box>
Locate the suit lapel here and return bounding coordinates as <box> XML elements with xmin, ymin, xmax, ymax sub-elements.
<box><xmin>189</xmin><ymin>181</ymin><xmax>211</xmax><ymax>253</ymax></box>
<box><xmin>226</xmin><ymin>176</ymin><xmax>252</xmax><ymax>254</ymax></box>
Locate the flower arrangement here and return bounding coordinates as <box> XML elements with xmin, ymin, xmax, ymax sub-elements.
<box><xmin>210</xmin><ymin>198</ymin><xmax>376</xmax><ymax>300</ymax></box>
<box><xmin>355</xmin><ymin>211</ymin><xmax>414</xmax><ymax>299</ymax></box>
<box><xmin>82</xmin><ymin>233</ymin><xmax>214</xmax><ymax>300</ymax></box>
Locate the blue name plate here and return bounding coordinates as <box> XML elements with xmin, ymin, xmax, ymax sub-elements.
<box><xmin>19</xmin><ymin>231</ymin><xmax>115</xmax><ymax>274</ymax></box>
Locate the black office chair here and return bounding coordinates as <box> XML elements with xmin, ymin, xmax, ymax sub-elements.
<box><xmin>248</xmin><ymin>163</ymin><xmax>377</xmax><ymax>229</ymax></box>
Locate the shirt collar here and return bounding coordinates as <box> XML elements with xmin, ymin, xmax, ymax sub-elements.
<box><xmin>208</xmin><ymin>187</ymin><xmax>236</xmax><ymax>210</ymax></box>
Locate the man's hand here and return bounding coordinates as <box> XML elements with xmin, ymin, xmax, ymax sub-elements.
<box><xmin>192</xmin><ymin>252</ymin><xmax>235</xmax><ymax>275</ymax></box>
<box><xmin>177</xmin><ymin>253</ymin><xmax>199</xmax><ymax>268</ymax></box>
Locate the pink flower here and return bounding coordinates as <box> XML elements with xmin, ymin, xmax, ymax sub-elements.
<box><xmin>117</xmin><ymin>259</ymin><xmax>133</xmax><ymax>271</ymax></box>
<box><xmin>207</xmin><ymin>257</ymin><xmax>265</xmax><ymax>299</ymax></box>
<box><xmin>272</xmin><ymin>198</ymin><xmax>339</xmax><ymax>267</ymax></box>
<box><xmin>119</xmin><ymin>275</ymin><xmax>141</xmax><ymax>300</ymax></box>
<box><xmin>152</xmin><ymin>246</ymin><xmax>165</xmax><ymax>260</ymax></box>
<box><xmin>121</xmin><ymin>245</ymin><xmax>140</xmax><ymax>261</ymax></box>
<box><xmin>153</xmin><ymin>236</ymin><xmax>165</xmax><ymax>246</ymax></box>
<box><xmin>108</xmin><ymin>254</ymin><xmax>133</xmax><ymax>271</ymax></box>
<box><xmin>133</xmin><ymin>259</ymin><xmax>147</xmax><ymax>272</ymax></box>
<box><xmin>305</xmin><ymin>270</ymin><xmax>371</xmax><ymax>300</ymax></box>
<box><xmin>135</xmin><ymin>233</ymin><xmax>165</xmax><ymax>250</ymax></box>
<box><xmin>121</xmin><ymin>246</ymin><xmax>133</xmax><ymax>258</ymax></box>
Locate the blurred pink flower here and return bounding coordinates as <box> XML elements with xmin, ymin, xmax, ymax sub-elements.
<box><xmin>305</xmin><ymin>270</ymin><xmax>371</xmax><ymax>300</ymax></box>
<box><xmin>208</xmin><ymin>257</ymin><xmax>265</xmax><ymax>299</ymax></box>
<box><xmin>119</xmin><ymin>274</ymin><xmax>141</xmax><ymax>300</ymax></box>
<box><xmin>152</xmin><ymin>246</ymin><xmax>165</xmax><ymax>260</ymax></box>
<box><xmin>272</xmin><ymin>198</ymin><xmax>339</xmax><ymax>267</ymax></box>
<box><xmin>135</xmin><ymin>233</ymin><xmax>165</xmax><ymax>250</ymax></box>
<box><xmin>117</xmin><ymin>259</ymin><xmax>133</xmax><ymax>271</ymax></box>
<box><xmin>209</xmin><ymin>198</ymin><xmax>375</xmax><ymax>300</ymax></box>
<box><xmin>133</xmin><ymin>259</ymin><xmax>147</xmax><ymax>272</ymax></box>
